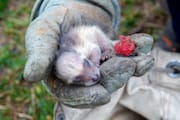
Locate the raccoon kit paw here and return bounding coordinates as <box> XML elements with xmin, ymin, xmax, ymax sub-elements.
<box><xmin>101</xmin><ymin>49</ymin><xmax>114</xmax><ymax>63</ymax></box>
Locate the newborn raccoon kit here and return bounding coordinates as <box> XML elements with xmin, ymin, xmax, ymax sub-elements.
<box><xmin>55</xmin><ymin>25</ymin><xmax>114</xmax><ymax>86</ymax></box>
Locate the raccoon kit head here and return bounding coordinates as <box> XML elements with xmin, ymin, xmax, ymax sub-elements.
<box><xmin>55</xmin><ymin>51</ymin><xmax>100</xmax><ymax>86</ymax></box>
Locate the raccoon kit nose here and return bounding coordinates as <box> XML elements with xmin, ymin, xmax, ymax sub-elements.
<box><xmin>92</xmin><ymin>74</ymin><xmax>100</xmax><ymax>82</ymax></box>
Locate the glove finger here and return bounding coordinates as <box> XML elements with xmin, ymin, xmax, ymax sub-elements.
<box><xmin>100</xmin><ymin>57</ymin><xmax>136</xmax><ymax>93</ymax></box>
<box><xmin>131</xmin><ymin>33</ymin><xmax>154</xmax><ymax>54</ymax></box>
<box><xmin>42</xmin><ymin>75</ymin><xmax>110</xmax><ymax>108</ymax></box>
<box><xmin>131</xmin><ymin>55</ymin><xmax>155</xmax><ymax>76</ymax></box>
<box><xmin>24</xmin><ymin>7</ymin><xmax>67</xmax><ymax>82</ymax></box>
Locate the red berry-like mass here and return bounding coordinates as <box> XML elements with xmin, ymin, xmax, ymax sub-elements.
<box><xmin>114</xmin><ymin>35</ymin><xmax>135</xmax><ymax>56</ymax></box>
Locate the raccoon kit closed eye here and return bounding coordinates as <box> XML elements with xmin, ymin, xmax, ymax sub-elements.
<box><xmin>55</xmin><ymin>25</ymin><xmax>114</xmax><ymax>86</ymax></box>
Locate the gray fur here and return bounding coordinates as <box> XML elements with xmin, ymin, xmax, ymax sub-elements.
<box><xmin>61</xmin><ymin>13</ymin><xmax>117</xmax><ymax>39</ymax></box>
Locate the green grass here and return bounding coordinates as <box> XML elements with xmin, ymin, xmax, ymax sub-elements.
<box><xmin>0</xmin><ymin>0</ymin><xmax>167</xmax><ymax>120</ymax></box>
<box><xmin>120</xmin><ymin>0</ymin><xmax>167</xmax><ymax>40</ymax></box>
<box><xmin>0</xmin><ymin>0</ymin><xmax>9</xmax><ymax>18</ymax></box>
<box><xmin>0</xmin><ymin>1</ymin><xmax>54</xmax><ymax>120</ymax></box>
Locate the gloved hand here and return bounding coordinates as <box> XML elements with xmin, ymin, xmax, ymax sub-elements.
<box><xmin>45</xmin><ymin>33</ymin><xmax>154</xmax><ymax>108</ymax></box>
<box><xmin>52</xmin><ymin>33</ymin><xmax>155</xmax><ymax>120</ymax></box>
<box><xmin>24</xmin><ymin>0</ymin><xmax>154</xmax><ymax>110</ymax></box>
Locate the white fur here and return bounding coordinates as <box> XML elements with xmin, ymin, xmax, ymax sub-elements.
<box><xmin>56</xmin><ymin>52</ymin><xmax>84</xmax><ymax>84</ymax></box>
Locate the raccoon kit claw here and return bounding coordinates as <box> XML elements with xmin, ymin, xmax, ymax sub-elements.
<box><xmin>101</xmin><ymin>49</ymin><xmax>114</xmax><ymax>62</ymax></box>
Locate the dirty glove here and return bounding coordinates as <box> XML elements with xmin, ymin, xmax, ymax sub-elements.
<box><xmin>52</xmin><ymin>33</ymin><xmax>155</xmax><ymax>120</ymax></box>
<box><xmin>24</xmin><ymin>0</ymin><xmax>121</xmax><ymax>108</ymax></box>
<box><xmin>24</xmin><ymin>0</ymin><xmax>154</xmax><ymax>109</ymax></box>
<box><xmin>24</xmin><ymin>0</ymin><xmax>120</xmax><ymax>82</ymax></box>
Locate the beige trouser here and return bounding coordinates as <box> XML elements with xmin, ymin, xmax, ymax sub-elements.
<box><xmin>62</xmin><ymin>46</ymin><xmax>180</xmax><ymax>120</ymax></box>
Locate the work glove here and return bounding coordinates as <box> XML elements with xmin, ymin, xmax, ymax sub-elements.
<box><xmin>52</xmin><ymin>33</ymin><xmax>155</xmax><ymax>120</ymax></box>
<box><xmin>24</xmin><ymin>0</ymin><xmax>154</xmax><ymax>110</ymax></box>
